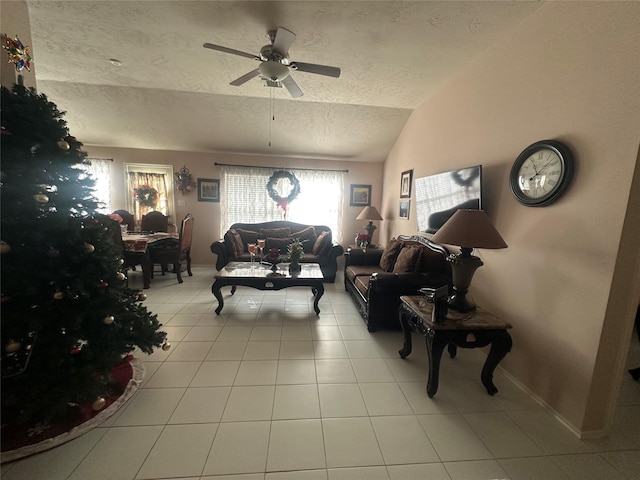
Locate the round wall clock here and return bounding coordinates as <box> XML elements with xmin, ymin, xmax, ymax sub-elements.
<box><xmin>509</xmin><ymin>139</ymin><xmax>574</xmax><ymax>207</ymax></box>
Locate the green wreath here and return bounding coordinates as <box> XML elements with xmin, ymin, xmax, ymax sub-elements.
<box><xmin>134</xmin><ymin>185</ymin><xmax>159</xmax><ymax>207</ymax></box>
<box><xmin>266</xmin><ymin>171</ymin><xmax>301</xmax><ymax>209</ymax></box>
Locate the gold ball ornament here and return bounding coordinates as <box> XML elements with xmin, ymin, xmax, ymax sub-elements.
<box><xmin>5</xmin><ymin>340</ymin><xmax>22</xmax><ymax>353</ymax></box>
<box><xmin>83</xmin><ymin>243</ymin><xmax>95</xmax><ymax>253</ymax></box>
<box><xmin>53</xmin><ymin>291</ymin><xmax>65</xmax><ymax>300</ymax></box>
<box><xmin>161</xmin><ymin>342</ymin><xmax>171</xmax><ymax>351</ymax></box>
<box><xmin>91</xmin><ymin>396</ymin><xmax>107</xmax><ymax>411</ymax></box>
<box><xmin>0</xmin><ymin>241</ymin><xmax>10</xmax><ymax>254</ymax></box>
<box><xmin>116</xmin><ymin>272</ymin><xmax>126</xmax><ymax>281</ymax></box>
<box><xmin>138</xmin><ymin>293</ymin><xmax>147</xmax><ymax>301</ymax></box>
<box><xmin>33</xmin><ymin>193</ymin><xmax>49</xmax><ymax>203</ymax></box>
<box><xmin>118</xmin><ymin>258</ymin><xmax>125</xmax><ymax>265</ymax></box>
<box><xmin>103</xmin><ymin>315</ymin><xmax>115</xmax><ymax>325</ymax></box>
<box><xmin>57</xmin><ymin>140</ymin><xmax>70</xmax><ymax>150</ymax></box>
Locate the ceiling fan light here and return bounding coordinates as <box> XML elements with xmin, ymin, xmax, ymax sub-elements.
<box><xmin>258</xmin><ymin>60</ymin><xmax>290</xmax><ymax>82</ymax></box>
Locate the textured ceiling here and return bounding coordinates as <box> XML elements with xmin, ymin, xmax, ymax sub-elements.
<box><xmin>25</xmin><ymin>1</ymin><xmax>544</xmax><ymax>162</ymax></box>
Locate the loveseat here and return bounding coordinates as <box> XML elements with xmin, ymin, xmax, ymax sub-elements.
<box><xmin>344</xmin><ymin>235</ymin><xmax>453</xmax><ymax>331</ymax></box>
<box><xmin>211</xmin><ymin>221</ymin><xmax>344</xmax><ymax>282</ymax></box>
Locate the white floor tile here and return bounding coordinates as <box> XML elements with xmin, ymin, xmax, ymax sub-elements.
<box><xmin>203</xmin><ymin>421</ymin><xmax>271</xmax><ymax>476</ymax></box>
<box><xmin>222</xmin><ymin>385</ymin><xmax>275</xmax><ymax>422</ymax></box>
<box><xmin>314</xmin><ymin>340</ymin><xmax>350</xmax><ymax>359</ymax></box>
<box><xmin>113</xmin><ymin>388</ymin><xmax>185</xmax><ymax>426</ymax></box>
<box><xmin>143</xmin><ymin>361</ymin><xmax>200</xmax><ymax>388</ymax></box>
<box><xmin>190</xmin><ymin>360</ymin><xmax>240</xmax><ymax>386</ymax></box>
<box><xmin>235</xmin><ymin>360</ymin><xmax>278</xmax><ymax>385</ymax></box>
<box><xmin>272</xmin><ymin>384</ymin><xmax>321</xmax><ymax>419</ymax></box>
<box><xmin>359</xmin><ymin>383</ymin><xmax>413</xmax><ymax>416</ymax></box>
<box><xmin>444</xmin><ymin>460</ymin><xmax>509</xmax><ymax>480</ymax></box>
<box><xmin>387</xmin><ymin>463</ymin><xmax>452</xmax><ymax>480</ymax></box>
<box><xmin>463</xmin><ymin>412</ymin><xmax>544</xmax><ymax>458</ymax></box>
<box><xmin>266</xmin><ymin>419</ymin><xmax>326</xmax><ymax>471</ymax></box>
<box><xmin>276</xmin><ymin>359</ymin><xmax>317</xmax><ymax>384</ymax></box>
<box><xmin>279</xmin><ymin>340</ymin><xmax>315</xmax><ymax>359</ymax></box>
<box><xmin>136</xmin><ymin>423</ymin><xmax>218</xmax><ymax>479</ymax></box>
<box><xmin>418</xmin><ymin>413</ymin><xmax>492</xmax><ymax>462</ymax></box>
<box><xmin>322</xmin><ymin>417</ymin><xmax>385</xmax><ymax>468</ymax></box>
<box><xmin>316</xmin><ymin>359</ymin><xmax>357</xmax><ymax>383</ymax></box>
<box><xmin>351</xmin><ymin>358</ymin><xmax>395</xmax><ymax>383</ymax></box>
<box><xmin>319</xmin><ymin>383</ymin><xmax>368</xmax><ymax>417</ymax></box>
<box><xmin>328</xmin><ymin>466</ymin><xmax>390</xmax><ymax>479</ymax></box>
<box><xmin>206</xmin><ymin>341</ymin><xmax>247</xmax><ymax>360</ymax></box>
<box><xmin>244</xmin><ymin>340</ymin><xmax>281</xmax><ymax>359</ymax></box>
<box><xmin>168</xmin><ymin>386</ymin><xmax>231</xmax><ymax>424</ymax></box>
<box><xmin>371</xmin><ymin>415</ymin><xmax>440</xmax><ymax>464</ymax></box>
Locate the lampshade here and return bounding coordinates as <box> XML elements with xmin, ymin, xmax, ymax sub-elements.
<box><xmin>258</xmin><ymin>60</ymin><xmax>290</xmax><ymax>82</ymax></box>
<box><xmin>356</xmin><ymin>206</ymin><xmax>383</xmax><ymax>221</ymax></box>
<box><xmin>431</xmin><ymin>209</ymin><xmax>507</xmax><ymax>249</ymax></box>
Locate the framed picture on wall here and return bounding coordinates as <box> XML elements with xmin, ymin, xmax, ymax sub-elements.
<box><xmin>197</xmin><ymin>178</ymin><xmax>220</xmax><ymax>202</ymax></box>
<box><xmin>400</xmin><ymin>170</ymin><xmax>413</xmax><ymax>198</ymax></box>
<box><xmin>350</xmin><ymin>184</ymin><xmax>371</xmax><ymax>206</ymax></box>
<box><xmin>399</xmin><ymin>199</ymin><xmax>410</xmax><ymax>219</ymax></box>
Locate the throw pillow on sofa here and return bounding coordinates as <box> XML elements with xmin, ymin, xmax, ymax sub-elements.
<box><xmin>224</xmin><ymin>229</ymin><xmax>244</xmax><ymax>257</ymax></box>
<box><xmin>260</xmin><ymin>227</ymin><xmax>291</xmax><ymax>238</ymax></box>
<box><xmin>291</xmin><ymin>226</ymin><xmax>317</xmax><ymax>253</ymax></box>
<box><xmin>266</xmin><ymin>237</ymin><xmax>294</xmax><ymax>253</ymax></box>
<box><xmin>379</xmin><ymin>239</ymin><xmax>404</xmax><ymax>272</ymax></box>
<box><xmin>312</xmin><ymin>231</ymin><xmax>331</xmax><ymax>256</ymax></box>
<box><xmin>392</xmin><ymin>246</ymin><xmax>422</xmax><ymax>273</ymax></box>
<box><xmin>236</xmin><ymin>229</ymin><xmax>260</xmax><ymax>251</ymax></box>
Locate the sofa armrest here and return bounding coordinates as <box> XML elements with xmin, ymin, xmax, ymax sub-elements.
<box><xmin>329</xmin><ymin>243</ymin><xmax>345</xmax><ymax>259</ymax></box>
<box><xmin>369</xmin><ymin>272</ymin><xmax>451</xmax><ymax>295</ymax></box>
<box><xmin>210</xmin><ymin>239</ymin><xmax>229</xmax><ymax>271</ymax></box>
<box><xmin>344</xmin><ymin>248</ymin><xmax>383</xmax><ymax>267</ymax></box>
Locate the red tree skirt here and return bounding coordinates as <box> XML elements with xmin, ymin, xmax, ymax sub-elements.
<box><xmin>1</xmin><ymin>355</ymin><xmax>144</xmax><ymax>464</ymax></box>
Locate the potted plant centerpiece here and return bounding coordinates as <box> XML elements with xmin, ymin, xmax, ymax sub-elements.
<box><xmin>287</xmin><ymin>238</ymin><xmax>304</xmax><ymax>272</ymax></box>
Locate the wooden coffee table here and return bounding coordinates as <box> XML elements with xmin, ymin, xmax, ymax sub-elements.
<box><xmin>212</xmin><ymin>262</ymin><xmax>325</xmax><ymax>315</ymax></box>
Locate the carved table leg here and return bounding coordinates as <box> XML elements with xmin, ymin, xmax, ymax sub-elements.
<box><xmin>212</xmin><ymin>281</ymin><xmax>225</xmax><ymax>315</ymax></box>
<box><xmin>425</xmin><ymin>331</ymin><xmax>449</xmax><ymax>397</ymax></box>
<box><xmin>480</xmin><ymin>330</ymin><xmax>513</xmax><ymax>395</ymax></box>
<box><xmin>312</xmin><ymin>284</ymin><xmax>324</xmax><ymax>315</ymax></box>
<box><xmin>398</xmin><ymin>308</ymin><xmax>413</xmax><ymax>358</ymax></box>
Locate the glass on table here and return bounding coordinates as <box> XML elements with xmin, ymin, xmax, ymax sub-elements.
<box><xmin>248</xmin><ymin>243</ymin><xmax>257</xmax><ymax>263</ymax></box>
<box><xmin>257</xmin><ymin>239</ymin><xmax>265</xmax><ymax>260</ymax></box>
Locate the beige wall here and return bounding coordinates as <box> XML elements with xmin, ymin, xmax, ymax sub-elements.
<box><xmin>85</xmin><ymin>146</ymin><xmax>383</xmax><ymax>267</ymax></box>
<box><xmin>382</xmin><ymin>1</ymin><xmax>640</xmax><ymax>435</ymax></box>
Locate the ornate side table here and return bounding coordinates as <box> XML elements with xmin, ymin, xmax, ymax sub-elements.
<box><xmin>398</xmin><ymin>295</ymin><xmax>512</xmax><ymax>397</ymax></box>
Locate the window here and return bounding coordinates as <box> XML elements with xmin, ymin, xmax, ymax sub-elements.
<box><xmin>82</xmin><ymin>158</ymin><xmax>112</xmax><ymax>213</ymax></box>
<box><xmin>220</xmin><ymin>166</ymin><xmax>344</xmax><ymax>243</ymax></box>
<box><xmin>125</xmin><ymin>164</ymin><xmax>175</xmax><ymax>229</ymax></box>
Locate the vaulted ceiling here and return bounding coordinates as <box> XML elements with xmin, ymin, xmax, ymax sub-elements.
<box><xmin>25</xmin><ymin>1</ymin><xmax>544</xmax><ymax>162</ymax></box>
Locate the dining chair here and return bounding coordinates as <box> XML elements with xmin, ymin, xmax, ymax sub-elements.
<box><xmin>141</xmin><ymin>211</ymin><xmax>169</xmax><ymax>233</ymax></box>
<box><xmin>149</xmin><ymin>214</ymin><xmax>194</xmax><ymax>284</ymax></box>
<box><xmin>112</xmin><ymin>209</ymin><xmax>135</xmax><ymax>232</ymax></box>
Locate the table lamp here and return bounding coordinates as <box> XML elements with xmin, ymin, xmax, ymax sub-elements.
<box><xmin>356</xmin><ymin>206</ymin><xmax>383</xmax><ymax>244</ymax></box>
<box><xmin>431</xmin><ymin>209</ymin><xmax>507</xmax><ymax>312</ymax></box>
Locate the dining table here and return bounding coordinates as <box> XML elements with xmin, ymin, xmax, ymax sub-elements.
<box><xmin>122</xmin><ymin>232</ymin><xmax>178</xmax><ymax>288</ymax></box>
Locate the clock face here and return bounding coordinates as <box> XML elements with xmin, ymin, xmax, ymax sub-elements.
<box><xmin>510</xmin><ymin>140</ymin><xmax>574</xmax><ymax>207</ymax></box>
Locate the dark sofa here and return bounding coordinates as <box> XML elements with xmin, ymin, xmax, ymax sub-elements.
<box><xmin>210</xmin><ymin>221</ymin><xmax>344</xmax><ymax>282</ymax></box>
<box><xmin>344</xmin><ymin>234</ymin><xmax>453</xmax><ymax>331</ymax></box>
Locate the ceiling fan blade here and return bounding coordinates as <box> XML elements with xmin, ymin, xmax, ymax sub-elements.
<box><xmin>230</xmin><ymin>69</ymin><xmax>260</xmax><ymax>86</ymax></box>
<box><xmin>290</xmin><ymin>62</ymin><xmax>341</xmax><ymax>78</ymax></box>
<box><xmin>282</xmin><ymin>75</ymin><xmax>304</xmax><ymax>98</ymax></box>
<box><xmin>272</xmin><ymin>27</ymin><xmax>296</xmax><ymax>56</ymax></box>
<box><xmin>203</xmin><ymin>43</ymin><xmax>258</xmax><ymax>60</ymax></box>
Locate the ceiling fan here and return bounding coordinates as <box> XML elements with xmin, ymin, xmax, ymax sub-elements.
<box><xmin>203</xmin><ymin>27</ymin><xmax>341</xmax><ymax>98</ymax></box>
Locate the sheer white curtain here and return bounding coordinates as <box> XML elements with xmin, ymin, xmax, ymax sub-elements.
<box><xmin>82</xmin><ymin>158</ymin><xmax>112</xmax><ymax>213</ymax></box>
<box><xmin>220</xmin><ymin>166</ymin><xmax>344</xmax><ymax>243</ymax></box>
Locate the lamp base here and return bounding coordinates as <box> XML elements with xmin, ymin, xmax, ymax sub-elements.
<box><xmin>446</xmin><ymin>249</ymin><xmax>484</xmax><ymax>313</ymax></box>
<box><xmin>364</xmin><ymin>221</ymin><xmax>377</xmax><ymax>244</ymax></box>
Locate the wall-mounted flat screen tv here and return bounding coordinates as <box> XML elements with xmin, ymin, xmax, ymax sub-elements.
<box><xmin>415</xmin><ymin>165</ymin><xmax>482</xmax><ymax>234</ymax></box>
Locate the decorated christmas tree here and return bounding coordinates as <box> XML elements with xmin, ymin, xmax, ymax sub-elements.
<box><xmin>0</xmin><ymin>82</ymin><xmax>167</xmax><ymax>435</ymax></box>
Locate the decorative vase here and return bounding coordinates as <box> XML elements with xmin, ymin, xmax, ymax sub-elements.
<box><xmin>289</xmin><ymin>259</ymin><xmax>301</xmax><ymax>273</ymax></box>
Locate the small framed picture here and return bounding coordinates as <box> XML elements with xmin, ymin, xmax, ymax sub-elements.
<box><xmin>400</xmin><ymin>170</ymin><xmax>413</xmax><ymax>198</ymax></box>
<box><xmin>350</xmin><ymin>184</ymin><xmax>371</xmax><ymax>206</ymax></box>
<box><xmin>399</xmin><ymin>200</ymin><xmax>410</xmax><ymax>219</ymax></box>
<box><xmin>197</xmin><ymin>178</ymin><xmax>220</xmax><ymax>202</ymax></box>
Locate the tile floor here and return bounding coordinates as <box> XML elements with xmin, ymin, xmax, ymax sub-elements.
<box><xmin>2</xmin><ymin>265</ymin><xmax>639</xmax><ymax>480</ymax></box>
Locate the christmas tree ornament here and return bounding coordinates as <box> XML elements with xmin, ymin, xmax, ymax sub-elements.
<box><xmin>99</xmin><ymin>280</ymin><xmax>109</xmax><ymax>288</ymax></box>
<box><xmin>0</xmin><ymin>241</ymin><xmax>11</xmax><ymax>254</ymax></box>
<box><xmin>33</xmin><ymin>193</ymin><xmax>49</xmax><ymax>203</ymax></box>
<box><xmin>102</xmin><ymin>315</ymin><xmax>115</xmax><ymax>325</ymax></box>
<box><xmin>162</xmin><ymin>342</ymin><xmax>171</xmax><ymax>351</ymax></box>
<box><xmin>69</xmin><ymin>345</ymin><xmax>82</xmax><ymax>355</ymax></box>
<box><xmin>91</xmin><ymin>396</ymin><xmax>106</xmax><ymax>411</ymax></box>
<box><xmin>138</xmin><ymin>293</ymin><xmax>147</xmax><ymax>301</ymax></box>
<box><xmin>116</xmin><ymin>272</ymin><xmax>126</xmax><ymax>281</ymax></box>
<box><xmin>5</xmin><ymin>340</ymin><xmax>21</xmax><ymax>353</ymax></box>
<box><xmin>52</xmin><ymin>291</ymin><xmax>64</xmax><ymax>300</ymax></box>
<box><xmin>57</xmin><ymin>140</ymin><xmax>70</xmax><ymax>150</ymax></box>
<box><xmin>82</xmin><ymin>243</ymin><xmax>95</xmax><ymax>253</ymax></box>
<box><xmin>118</xmin><ymin>258</ymin><xmax>125</xmax><ymax>265</ymax></box>
<box><xmin>1</xmin><ymin>34</ymin><xmax>32</xmax><ymax>72</ymax></box>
